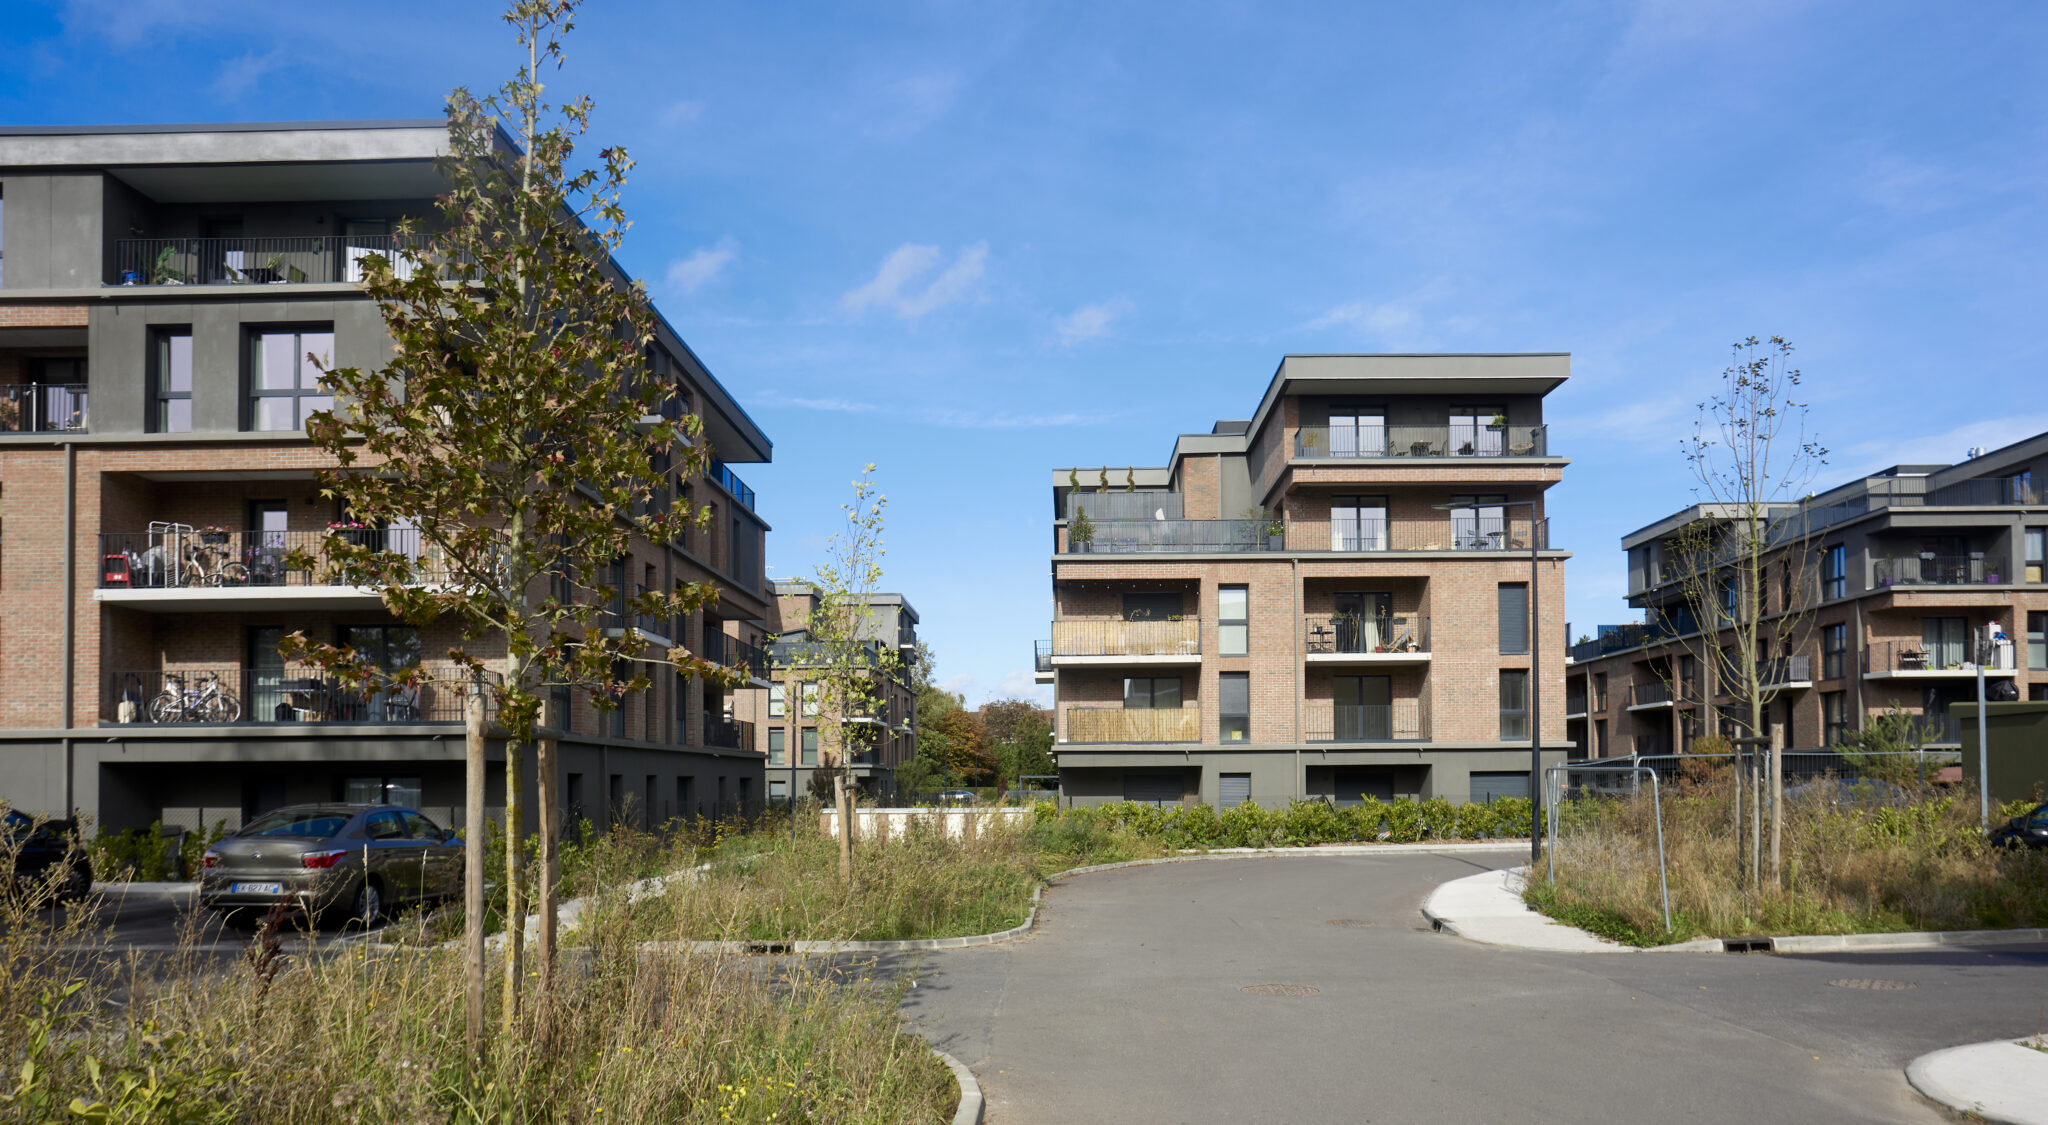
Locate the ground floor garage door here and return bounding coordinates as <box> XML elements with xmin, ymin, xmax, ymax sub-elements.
<box><xmin>1219</xmin><ymin>773</ymin><xmax>1251</xmax><ymax>806</ymax></box>
<box><xmin>1469</xmin><ymin>771</ymin><xmax>1530</xmax><ymax>803</ymax></box>
<box><xmin>1123</xmin><ymin>773</ymin><xmax>1186</xmax><ymax>805</ymax></box>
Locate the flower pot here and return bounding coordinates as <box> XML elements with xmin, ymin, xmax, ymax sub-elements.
<box><xmin>199</xmin><ymin>531</ymin><xmax>229</xmax><ymax>545</ymax></box>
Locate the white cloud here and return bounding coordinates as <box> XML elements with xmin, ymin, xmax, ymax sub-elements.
<box><xmin>864</xmin><ymin>71</ymin><xmax>962</xmax><ymax>140</ymax></box>
<box><xmin>1054</xmin><ymin>298</ymin><xmax>1133</xmax><ymax>344</ymax></box>
<box><xmin>993</xmin><ymin>670</ymin><xmax>1052</xmax><ymax>707</ymax></box>
<box><xmin>1309</xmin><ymin>299</ymin><xmax>1421</xmax><ymax>335</ymax></box>
<box><xmin>939</xmin><ymin>673</ymin><xmax>975</xmax><ymax>701</ymax></box>
<box><xmin>665</xmin><ymin>237</ymin><xmax>738</xmax><ymax>294</ymax></box>
<box><xmin>1842</xmin><ymin>413</ymin><xmax>2048</xmax><ymax>476</ymax></box>
<box><xmin>660</xmin><ymin>100</ymin><xmax>704</xmax><ymax>127</ymax></box>
<box><xmin>211</xmin><ymin>47</ymin><xmax>287</xmax><ymax>101</ymax></box>
<box><xmin>841</xmin><ymin>242</ymin><xmax>987</xmax><ymax>319</ymax></box>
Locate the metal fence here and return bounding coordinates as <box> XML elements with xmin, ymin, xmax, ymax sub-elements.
<box><xmin>107</xmin><ymin>663</ymin><xmax>480</xmax><ymax>726</ymax></box>
<box><xmin>1543</xmin><ymin>762</ymin><xmax>1671</xmax><ymax>932</ymax></box>
<box><xmin>1302</xmin><ymin>699</ymin><xmax>1428</xmax><ymax>742</ymax></box>
<box><xmin>99</xmin><ymin>526</ymin><xmax>451</xmax><ymax>588</ymax></box>
<box><xmin>1587</xmin><ymin>749</ymin><xmax>1964</xmax><ymax>789</ymax></box>
<box><xmin>1303</xmin><ymin>613</ymin><xmax>1428</xmax><ymax>654</ymax></box>
<box><xmin>0</xmin><ymin>383</ymin><xmax>89</xmax><ymax>433</ymax></box>
<box><xmin>1065</xmin><ymin>516</ymin><xmax>1549</xmax><ymax>554</ymax></box>
<box><xmin>114</xmin><ymin>235</ymin><xmax>433</xmax><ymax>286</ymax></box>
<box><xmin>1293</xmin><ymin>423</ymin><xmax>1548</xmax><ymax>459</ymax></box>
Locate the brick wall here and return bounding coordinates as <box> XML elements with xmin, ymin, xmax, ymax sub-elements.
<box><xmin>0</xmin><ymin>305</ymin><xmax>89</xmax><ymax>328</ymax></box>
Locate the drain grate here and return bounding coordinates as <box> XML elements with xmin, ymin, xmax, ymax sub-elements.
<box><xmin>1241</xmin><ymin>983</ymin><xmax>1320</xmax><ymax>997</ymax></box>
<box><xmin>1826</xmin><ymin>978</ymin><xmax>1917</xmax><ymax>991</ymax></box>
<box><xmin>1324</xmin><ymin>918</ymin><xmax>1375</xmax><ymax>928</ymax></box>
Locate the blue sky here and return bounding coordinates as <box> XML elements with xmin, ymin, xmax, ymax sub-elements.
<box><xmin>7</xmin><ymin>1</ymin><xmax>2046</xmax><ymax>705</ymax></box>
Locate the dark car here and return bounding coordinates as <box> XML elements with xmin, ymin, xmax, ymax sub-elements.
<box><xmin>1989</xmin><ymin>802</ymin><xmax>2048</xmax><ymax>850</ymax></box>
<box><xmin>1</xmin><ymin>810</ymin><xmax>93</xmax><ymax>904</ymax></box>
<box><xmin>200</xmin><ymin>804</ymin><xmax>462</xmax><ymax>928</ymax></box>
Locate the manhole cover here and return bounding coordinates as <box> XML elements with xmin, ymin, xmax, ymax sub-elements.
<box><xmin>1241</xmin><ymin>983</ymin><xmax>1320</xmax><ymax>997</ymax></box>
<box><xmin>1826</xmin><ymin>978</ymin><xmax>1917</xmax><ymax>991</ymax></box>
<box><xmin>1325</xmin><ymin>918</ymin><xmax>1375</xmax><ymax>928</ymax></box>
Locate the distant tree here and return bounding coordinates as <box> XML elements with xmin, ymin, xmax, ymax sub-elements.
<box><xmin>1835</xmin><ymin>707</ymin><xmax>1951</xmax><ymax>786</ymax></box>
<box><xmin>982</xmin><ymin>698</ymin><xmax>1055</xmax><ymax>794</ymax></box>
<box><xmin>928</xmin><ymin>708</ymin><xmax>994</xmax><ymax>785</ymax></box>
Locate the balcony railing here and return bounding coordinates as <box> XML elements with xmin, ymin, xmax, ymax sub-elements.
<box><xmin>1873</xmin><ymin>555</ymin><xmax>1996</xmax><ymax>587</ymax></box>
<box><xmin>1063</xmin><ymin>706</ymin><xmax>1200</xmax><ymax>743</ymax></box>
<box><xmin>1303</xmin><ymin>700</ymin><xmax>1427</xmax><ymax>742</ymax></box>
<box><xmin>0</xmin><ymin>384</ymin><xmax>88</xmax><ymax>433</ymax></box>
<box><xmin>1303</xmin><ymin>614</ymin><xmax>1428</xmax><ymax>654</ymax></box>
<box><xmin>107</xmin><ymin>663</ymin><xmax>476</xmax><ymax>726</ymax></box>
<box><xmin>709</xmin><ymin>460</ymin><xmax>755</xmax><ymax>512</ymax></box>
<box><xmin>98</xmin><ymin>527</ymin><xmax>454</xmax><ymax>589</ymax></box>
<box><xmin>704</xmin><ymin>717</ymin><xmax>756</xmax><ymax>751</ymax></box>
<box><xmin>1048</xmin><ymin>617</ymin><xmax>1202</xmax><ymax>657</ymax></box>
<box><xmin>1064</xmin><ymin>517</ymin><xmax>1548</xmax><ymax>555</ymax></box>
<box><xmin>1293</xmin><ymin>423</ymin><xmax>1548</xmax><ymax>459</ymax></box>
<box><xmin>1629</xmin><ymin>681</ymin><xmax>1672</xmax><ymax>707</ymax></box>
<box><xmin>1034</xmin><ymin>640</ymin><xmax>1053</xmax><ymax>673</ymax></box>
<box><xmin>113</xmin><ymin>235</ymin><xmax>434</xmax><ymax>286</ymax></box>
<box><xmin>1565</xmin><ymin>692</ymin><xmax>1588</xmax><ymax>715</ymax></box>
<box><xmin>1759</xmin><ymin>655</ymin><xmax>1813</xmax><ymax>687</ymax></box>
<box><xmin>699</xmin><ymin>631</ymin><xmax>768</xmax><ymax>679</ymax></box>
<box><xmin>1862</xmin><ymin>641</ymin><xmax>1979</xmax><ymax>675</ymax></box>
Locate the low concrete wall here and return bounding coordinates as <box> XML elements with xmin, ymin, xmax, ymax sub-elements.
<box><xmin>818</xmin><ymin>806</ymin><xmax>1030</xmax><ymax>840</ymax></box>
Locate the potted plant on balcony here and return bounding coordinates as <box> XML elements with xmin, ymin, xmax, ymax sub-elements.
<box><xmin>1487</xmin><ymin>411</ymin><xmax>1507</xmax><ymax>430</ymax></box>
<box><xmin>1069</xmin><ymin>505</ymin><xmax>1094</xmax><ymax>553</ymax></box>
<box><xmin>150</xmin><ymin>245</ymin><xmax>189</xmax><ymax>285</ymax></box>
<box><xmin>198</xmin><ymin>525</ymin><xmax>230</xmax><ymax>545</ymax></box>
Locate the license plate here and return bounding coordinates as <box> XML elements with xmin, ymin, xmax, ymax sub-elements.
<box><xmin>230</xmin><ymin>882</ymin><xmax>284</xmax><ymax>896</ymax></box>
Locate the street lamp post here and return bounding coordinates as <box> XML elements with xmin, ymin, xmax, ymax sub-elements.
<box><xmin>1436</xmin><ymin>499</ymin><xmax>1546</xmax><ymax>865</ymax></box>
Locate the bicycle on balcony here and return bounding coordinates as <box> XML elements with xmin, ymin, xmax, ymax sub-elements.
<box><xmin>148</xmin><ymin>672</ymin><xmax>243</xmax><ymax>723</ymax></box>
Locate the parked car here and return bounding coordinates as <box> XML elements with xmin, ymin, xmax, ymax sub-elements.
<box><xmin>937</xmin><ymin>789</ymin><xmax>979</xmax><ymax>806</ymax></box>
<box><xmin>200</xmin><ymin>804</ymin><xmax>462</xmax><ymax>928</ymax></box>
<box><xmin>1989</xmin><ymin>802</ymin><xmax>2048</xmax><ymax>850</ymax></box>
<box><xmin>1</xmin><ymin>810</ymin><xmax>93</xmax><ymax>904</ymax></box>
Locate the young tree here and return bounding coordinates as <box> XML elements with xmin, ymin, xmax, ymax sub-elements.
<box><xmin>283</xmin><ymin>0</ymin><xmax>740</xmax><ymax>1046</ymax></box>
<box><xmin>1666</xmin><ymin>336</ymin><xmax>1826</xmax><ymax>888</ymax></box>
<box><xmin>803</xmin><ymin>466</ymin><xmax>899</xmax><ymax>880</ymax></box>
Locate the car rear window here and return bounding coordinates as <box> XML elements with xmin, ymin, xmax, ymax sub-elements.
<box><xmin>241</xmin><ymin>810</ymin><xmax>350</xmax><ymax>838</ymax></box>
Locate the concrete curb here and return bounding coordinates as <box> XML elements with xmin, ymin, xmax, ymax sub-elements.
<box><xmin>930</xmin><ymin>1047</ymin><xmax>984</xmax><ymax>1125</ymax></box>
<box><xmin>1906</xmin><ymin>1040</ymin><xmax>2048</xmax><ymax>1124</ymax></box>
<box><xmin>1764</xmin><ymin>928</ymin><xmax>2048</xmax><ymax>954</ymax></box>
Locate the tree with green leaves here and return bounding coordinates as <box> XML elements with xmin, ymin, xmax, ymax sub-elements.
<box><xmin>982</xmin><ymin>698</ymin><xmax>1054</xmax><ymax>796</ymax></box>
<box><xmin>282</xmin><ymin>0</ymin><xmax>740</xmax><ymax>1049</ymax></box>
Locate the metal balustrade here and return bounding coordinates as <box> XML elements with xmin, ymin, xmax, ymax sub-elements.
<box><xmin>1302</xmin><ymin>614</ymin><xmax>1428</xmax><ymax>654</ymax></box>
<box><xmin>1302</xmin><ymin>700</ymin><xmax>1427</xmax><ymax>742</ymax></box>
<box><xmin>1872</xmin><ymin>555</ymin><xmax>1994</xmax><ymax>587</ymax></box>
<box><xmin>0</xmin><ymin>384</ymin><xmax>88</xmax><ymax>433</ymax></box>
<box><xmin>1064</xmin><ymin>517</ymin><xmax>1548</xmax><ymax>554</ymax></box>
<box><xmin>99</xmin><ymin>527</ymin><xmax>452</xmax><ymax>589</ymax></box>
<box><xmin>1293</xmin><ymin>423</ymin><xmax>1548</xmax><ymax>459</ymax></box>
<box><xmin>107</xmin><ymin>663</ymin><xmax>477</xmax><ymax>726</ymax></box>
<box><xmin>114</xmin><ymin>235</ymin><xmax>437</xmax><ymax>286</ymax></box>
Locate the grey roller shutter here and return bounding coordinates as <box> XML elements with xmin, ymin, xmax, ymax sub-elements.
<box><xmin>1219</xmin><ymin>773</ymin><xmax>1251</xmax><ymax>807</ymax></box>
<box><xmin>1470</xmin><ymin>771</ymin><xmax>1530</xmax><ymax>803</ymax></box>
<box><xmin>1498</xmin><ymin>584</ymin><xmax>1529</xmax><ymax>654</ymax></box>
<box><xmin>1123</xmin><ymin>773</ymin><xmax>1185</xmax><ymax>805</ymax></box>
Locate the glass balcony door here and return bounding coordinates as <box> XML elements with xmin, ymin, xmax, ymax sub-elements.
<box><xmin>1333</xmin><ymin>674</ymin><xmax>1392</xmax><ymax>740</ymax></box>
<box><xmin>1332</xmin><ymin>593</ymin><xmax>1392</xmax><ymax>653</ymax></box>
<box><xmin>1449</xmin><ymin>408</ymin><xmax>1506</xmax><ymax>457</ymax></box>
<box><xmin>1328</xmin><ymin>410</ymin><xmax>1385</xmax><ymax>458</ymax></box>
<box><xmin>1330</xmin><ymin>495</ymin><xmax>1387</xmax><ymax>551</ymax></box>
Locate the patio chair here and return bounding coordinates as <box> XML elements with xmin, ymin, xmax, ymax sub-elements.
<box><xmin>384</xmin><ymin>685</ymin><xmax>421</xmax><ymax>722</ymax></box>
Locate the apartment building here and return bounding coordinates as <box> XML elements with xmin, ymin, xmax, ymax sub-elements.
<box><xmin>737</xmin><ymin>580</ymin><xmax>919</xmax><ymax>803</ymax></box>
<box><xmin>1036</xmin><ymin>353</ymin><xmax>1572</xmax><ymax>808</ymax></box>
<box><xmin>0</xmin><ymin>120</ymin><xmax>774</xmax><ymax>833</ymax></box>
<box><xmin>1567</xmin><ymin>433</ymin><xmax>2048</xmax><ymax>759</ymax></box>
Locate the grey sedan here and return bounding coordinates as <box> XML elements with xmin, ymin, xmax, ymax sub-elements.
<box><xmin>200</xmin><ymin>804</ymin><xmax>463</xmax><ymax>928</ymax></box>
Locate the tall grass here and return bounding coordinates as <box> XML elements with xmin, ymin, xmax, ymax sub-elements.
<box><xmin>1533</xmin><ymin>777</ymin><xmax>2048</xmax><ymax>946</ymax></box>
<box><xmin>0</xmin><ymin>818</ymin><xmax>956</xmax><ymax>1123</ymax></box>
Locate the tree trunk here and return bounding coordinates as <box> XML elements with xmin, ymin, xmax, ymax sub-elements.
<box><xmin>463</xmin><ymin>687</ymin><xmax>487</xmax><ymax>1060</ymax></box>
<box><xmin>834</xmin><ymin>764</ymin><xmax>852</xmax><ymax>881</ymax></box>
<box><xmin>1769</xmin><ymin>720</ymin><xmax>1784</xmax><ymax>888</ymax></box>
<box><xmin>501</xmin><ymin>733</ymin><xmax>525</xmax><ymax>1025</ymax></box>
<box><xmin>536</xmin><ymin>695</ymin><xmax>560</xmax><ymax>1003</ymax></box>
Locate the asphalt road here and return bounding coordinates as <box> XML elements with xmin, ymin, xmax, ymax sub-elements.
<box><xmin>899</xmin><ymin>851</ymin><xmax>2048</xmax><ymax>1124</ymax></box>
<box><xmin>35</xmin><ymin>892</ymin><xmax>384</xmax><ymax>954</ymax></box>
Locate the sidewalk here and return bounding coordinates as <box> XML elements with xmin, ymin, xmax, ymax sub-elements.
<box><xmin>1907</xmin><ymin>1039</ymin><xmax>2048</xmax><ymax>1125</ymax></box>
<box><xmin>1420</xmin><ymin>867</ymin><xmax>1664</xmax><ymax>953</ymax></box>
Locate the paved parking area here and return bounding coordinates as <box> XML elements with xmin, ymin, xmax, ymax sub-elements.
<box><xmin>900</xmin><ymin>852</ymin><xmax>2048</xmax><ymax>1124</ymax></box>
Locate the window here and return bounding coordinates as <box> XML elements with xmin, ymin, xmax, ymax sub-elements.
<box><xmin>1821</xmin><ymin>544</ymin><xmax>1846</xmax><ymax>600</ymax></box>
<box><xmin>769</xmin><ymin>684</ymin><xmax>786</xmax><ymax>718</ymax></box>
<box><xmin>1469</xmin><ymin>772</ymin><xmax>1528</xmax><ymax>803</ymax></box>
<box><xmin>1592</xmin><ymin>672</ymin><xmax>1608</xmax><ymax>710</ymax></box>
<box><xmin>1450</xmin><ymin>494</ymin><xmax>1507</xmax><ymax>550</ymax></box>
<box><xmin>1218</xmin><ymin>586</ymin><xmax>1248</xmax><ymax>656</ymax></box>
<box><xmin>768</xmin><ymin>779</ymin><xmax>788</xmax><ymax>801</ymax></box>
<box><xmin>1594</xmin><ymin>718</ymin><xmax>1608</xmax><ymax>756</ymax></box>
<box><xmin>2005</xmin><ymin>470</ymin><xmax>2036</xmax><ymax>505</ymax></box>
<box><xmin>673</xmin><ymin>776</ymin><xmax>691</xmax><ymax>817</ymax></box>
<box><xmin>2030</xmin><ymin>612</ymin><xmax>2047</xmax><ymax>670</ymax></box>
<box><xmin>345</xmin><ymin>777</ymin><xmax>422</xmax><ymax>807</ymax></box>
<box><xmin>339</xmin><ymin>624</ymin><xmax>421</xmax><ymax>672</ymax></box>
<box><xmin>800</xmin><ymin>729</ymin><xmax>819</xmax><ymax>765</ymax></box>
<box><xmin>152</xmin><ymin>329</ymin><xmax>193</xmax><ymax>433</ymax></box>
<box><xmin>1219</xmin><ymin>672</ymin><xmax>1249</xmax><ymax>741</ymax></box>
<box><xmin>801</xmin><ymin>683</ymin><xmax>819</xmax><ymax>717</ymax></box>
<box><xmin>1823</xmin><ymin>691</ymin><xmax>1848</xmax><ymax>748</ymax></box>
<box><xmin>1121</xmin><ymin>592</ymin><xmax>1182</xmax><ymax>621</ymax></box>
<box><xmin>1717</xmin><ymin>575</ymin><xmax>1739</xmax><ymax>621</ymax></box>
<box><xmin>2027</xmin><ymin>529</ymin><xmax>2045</xmax><ymax>584</ymax></box>
<box><xmin>1499</xmin><ymin>671</ymin><xmax>1529</xmax><ymax>740</ymax></box>
<box><xmin>1123</xmin><ymin>677</ymin><xmax>1182</xmax><ymax>709</ymax></box>
<box><xmin>1923</xmin><ymin>616</ymin><xmax>1967</xmax><ymax>668</ymax></box>
<box><xmin>768</xmin><ymin>728</ymin><xmax>785</xmax><ymax>765</ymax></box>
<box><xmin>247</xmin><ymin>328</ymin><xmax>334</xmax><ymax>431</ymax></box>
<box><xmin>1822</xmin><ymin>623</ymin><xmax>1847</xmax><ymax>680</ymax></box>
<box><xmin>1498</xmin><ymin>583</ymin><xmax>1529</xmax><ymax>654</ymax></box>
<box><xmin>1330</xmin><ymin>495</ymin><xmax>1387</xmax><ymax>551</ymax></box>
<box><xmin>1679</xmin><ymin>655</ymin><xmax>1697</xmax><ymax>701</ymax></box>
<box><xmin>1326</xmin><ymin>407</ymin><xmax>1385</xmax><ymax>457</ymax></box>
<box><xmin>1449</xmin><ymin>407</ymin><xmax>1506</xmax><ymax>456</ymax></box>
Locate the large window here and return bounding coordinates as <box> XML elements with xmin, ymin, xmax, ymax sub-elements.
<box><xmin>1497</xmin><ymin>583</ymin><xmax>1529</xmax><ymax>654</ymax></box>
<box><xmin>768</xmin><ymin>684</ymin><xmax>786</xmax><ymax>718</ymax></box>
<box><xmin>767</xmin><ymin>728</ymin><xmax>785</xmax><ymax>765</ymax></box>
<box><xmin>1450</xmin><ymin>494</ymin><xmax>1508</xmax><ymax>550</ymax></box>
<box><xmin>1922</xmin><ymin>616</ymin><xmax>1968</xmax><ymax>668</ymax></box>
<box><xmin>1123</xmin><ymin>677</ymin><xmax>1182</xmax><ymax>709</ymax></box>
<box><xmin>152</xmin><ymin>329</ymin><xmax>193</xmax><ymax>433</ymax></box>
<box><xmin>1330</xmin><ymin>495</ymin><xmax>1387</xmax><ymax>552</ymax></box>
<box><xmin>1218</xmin><ymin>586</ymin><xmax>1248</xmax><ymax>656</ymax></box>
<box><xmin>1449</xmin><ymin>407</ymin><xmax>1506</xmax><ymax>457</ymax></box>
<box><xmin>1326</xmin><ymin>407</ymin><xmax>1385</xmax><ymax>457</ymax></box>
<box><xmin>1823</xmin><ymin>691</ymin><xmax>1848</xmax><ymax>749</ymax></box>
<box><xmin>2030</xmin><ymin>611</ymin><xmax>2047</xmax><ymax>670</ymax></box>
<box><xmin>340</xmin><ymin>624</ymin><xmax>421</xmax><ymax>672</ymax></box>
<box><xmin>1821</xmin><ymin>544</ymin><xmax>1846</xmax><ymax>600</ymax></box>
<box><xmin>2027</xmin><ymin>529</ymin><xmax>2045</xmax><ymax>584</ymax></box>
<box><xmin>800</xmin><ymin>728</ymin><xmax>818</xmax><ymax>765</ymax></box>
<box><xmin>1499</xmin><ymin>670</ymin><xmax>1529</xmax><ymax>740</ymax></box>
<box><xmin>1219</xmin><ymin>672</ymin><xmax>1249</xmax><ymax>742</ymax></box>
<box><xmin>1821</xmin><ymin>623</ymin><xmax>1847</xmax><ymax>680</ymax></box>
<box><xmin>2005</xmin><ymin>470</ymin><xmax>2035</xmax><ymax>505</ymax></box>
<box><xmin>247</xmin><ymin>328</ymin><xmax>333</xmax><ymax>432</ymax></box>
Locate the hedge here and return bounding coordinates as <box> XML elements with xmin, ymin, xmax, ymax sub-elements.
<box><xmin>1031</xmin><ymin>796</ymin><xmax>1531</xmax><ymax>849</ymax></box>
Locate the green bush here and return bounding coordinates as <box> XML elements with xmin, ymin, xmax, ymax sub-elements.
<box><xmin>87</xmin><ymin>820</ymin><xmax>232</xmax><ymax>883</ymax></box>
<box><xmin>1032</xmin><ymin>793</ymin><xmax>1535</xmax><ymax>849</ymax></box>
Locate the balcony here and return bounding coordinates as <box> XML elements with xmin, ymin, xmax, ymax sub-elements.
<box><xmin>709</xmin><ymin>460</ymin><xmax>756</xmax><ymax>512</ymax></box>
<box><xmin>701</xmin><ymin>631</ymin><xmax>769</xmax><ymax>681</ymax></box>
<box><xmin>1873</xmin><ymin>554</ymin><xmax>2002</xmax><ymax>587</ymax></box>
<box><xmin>113</xmin><ymin>235</ymin><xmax>432</xmax><ymax>287</ymax></box>
<box><xmin>1046</xmin><ymin>618</ymin><xmax>1202</xmax><ymax>665</ymax></box>
<box><xmin>1862</xmin><ymin>641</ymin><xmax>2016</xmax><ymax>680</ymax></box>
<box><xmin>1303</xmin><ymin>700</ymin><xmax>1428</xmax><ymax>742</ymax></box>
<box><xmin>1627</xmin><ymin>682</ymin><xmax>1673</xmax><ymax>710</ymax></box>
<box><xmin>1565</xmin><ymin>692</ymin><xmax>1588</xmax><ymax>717</ymax></box>
<box><xmin>1033</xmin><ymin>640</ymin><xmax>1053</xmax><ymax>682</ymax></box>
<box><xmin>1759</xmin><ymin>655</ymin><xmax>1813</xmax><ymax>689</ymax></box>
<box><xmin>1302</xmin><ymin>614</ymin><xmax>1430</xmax><ymax>664</ymax></box>
<box><xmin>0</xmin><ymin>384</ymin><xmax>89</xmax><ymax>434</ymax></box>
<box><xmin>96</xmin><ymin>526</ymin><xmax>451</xmax><ymax>611</ymax></box>
<box><xmin>106</xmin><ymin>664</ymin><xmax>473</xmax><ymax>727</ymax></box>
<box><xmin>603</xmin><ymin>583</ymin><xmax>673</xmax><ymax>648</ymax></box>
<box><xmin>1292</xmin><ymin>423</ymin><xmax>1548</xmax><ymax>459</ymax></box>
<box><xmin>704</xmin><ymin>717</ymin><xmax>757</xmax><ymax>752</ymax></box>
<box><xmin>1063</xmin><ymin>706</ymin><xmax>1200</xmax><ymax>743</ymax></box>
<box><xmin>1063</xmin><ymin>517</ymin><xmax>1548</xmax><ymax>555</ymax></box>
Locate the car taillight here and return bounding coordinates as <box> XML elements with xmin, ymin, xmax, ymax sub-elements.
<box><xmin>202</xmin><ymin>851</ymin><xmax>218</xmax><ymax>869</ymax></box>
<box><xmin>301</xmin><ymin>849</ymin><xmax>348</xmax><ymax>870</ymax></box>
